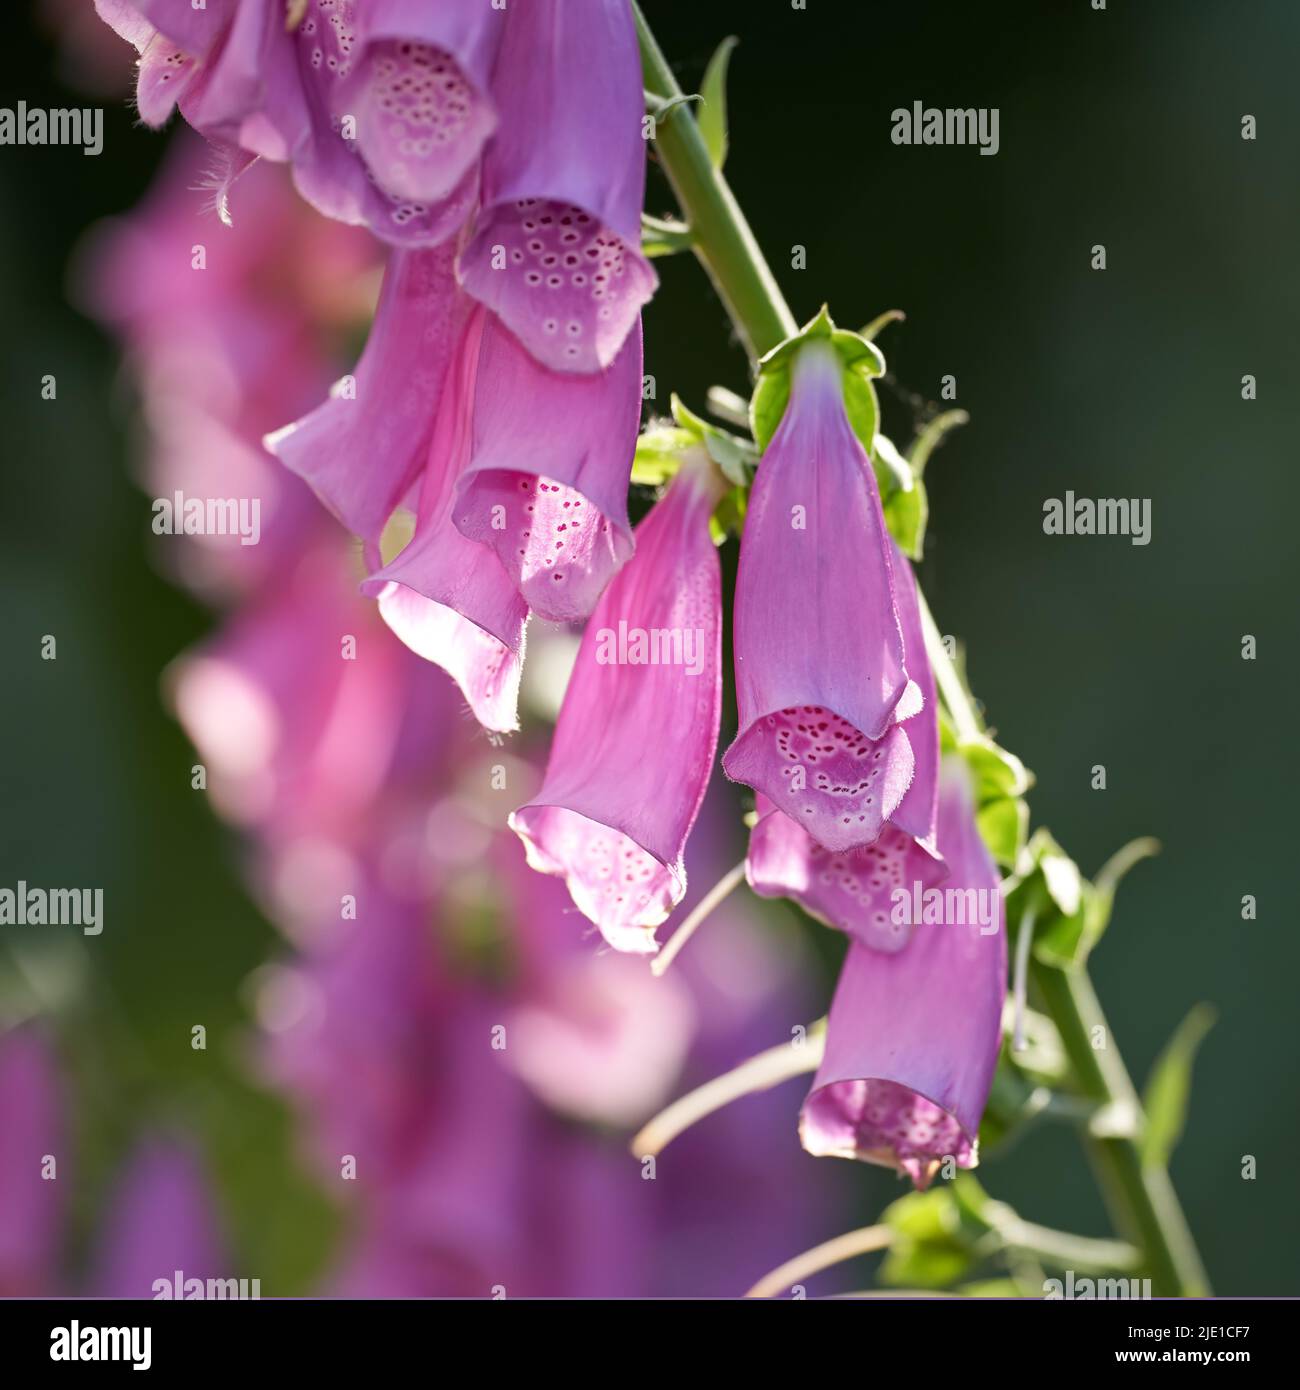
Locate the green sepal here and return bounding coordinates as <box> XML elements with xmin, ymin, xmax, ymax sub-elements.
<box><xmin>709</xmin><ymin>484</ymin><xmax>747</xmax><ymax>544</ymax></box>
<box><xmin>880</xmin><ymin>431</ymin><xmax>929</xmax><ymax>558</ymax></box>
<box><xmin>631</xmin><ymin>425</ymin><xmax>695</xmax><ymax>486</ymax></box>
<box><xmin>749</xmin><ymin>306</ymin><xmax>886</xmax><ymax>460</ymax></box>
<box><xmin>670</xmin><ymin>394</ymin><xmax>754</xmax><ymax>487</ymax></box>
<box><xmin>957</xmin><ymin>735</ymin><xmax>1032</xmax><ymax>868</ymax></box>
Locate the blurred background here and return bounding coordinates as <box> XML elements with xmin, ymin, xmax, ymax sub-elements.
<box><xmin>1</xmin><ymin>0</ymin><xmax>1297</xmax><ymax>1296</ymax></box>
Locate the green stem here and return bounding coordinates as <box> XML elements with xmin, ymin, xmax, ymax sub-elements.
<box><xmin>633</xmin><ymin>3</ymin><xmax>796</xmax><ymax>361</ymax></box>
<box><xmin>1031</xmin><ymin>963</ymin><xmax>1210</xmax><ymax>1295</ymax></box>
<box><xmin>634</xmin><ymin>0</ymin><xmax>1208</xmax><ymax>1297</ymax></box>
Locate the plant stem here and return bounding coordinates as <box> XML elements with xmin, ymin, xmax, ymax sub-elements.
<box><xmin>634</xmin><ymin>0</ymin><xmax>1208</xmax><ymax>1297</ymax></box>
<box><xmin>1030</xmin><ymin>963</ymin><xmax>1210</xmax><ymax>1295</ymax></box>
<box><xmin>633</xmin><ymin>3</ymin><xmax>796</xmax><ymax>361</ymax></box>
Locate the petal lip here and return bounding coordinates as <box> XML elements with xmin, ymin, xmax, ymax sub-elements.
<box><xmin>374</xmin><ymin>581</ymin><xmax>522</xmax><ymax>734</ymax></box>
<box><xmin>723</xmin><ymin>711</ymin><xmax>915</xmax><ymax>854</ymax></box>
<box><xmin>799</xmin><ymin>1077</ymin><xmax>977</xmax><ymax>1189</ymax></box>
<box><xmin>745</xmin><ymin>797</ymin><xmax>947</xmax><ymax>951</ymax></box>
<box><xmin>455</xmin><ymin>0</ymin><xmax>655</xmax><ymax>369</ymax></box>
<box><xmin>451</xmin><ymin>314</ymin><xmax>641</xmax><ymax>622</ymax></box>
<box><xmin>509</xmin><ymin>804</ymin><xmax>681</xmax><ymax>954</ymax></box>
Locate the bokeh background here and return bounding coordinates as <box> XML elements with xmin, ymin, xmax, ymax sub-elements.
<box><xmin>1</xmin><ymin>0</ymin><xmax>1297</xmax><ymax>1295</ymax></box>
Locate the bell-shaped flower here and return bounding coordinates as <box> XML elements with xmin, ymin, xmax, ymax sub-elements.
<box><xmin>744</xmin><ymin>540</ymin><xmax>943</xmax><ymax>942</ymax></box>
<box><xmin>510</xmin><ymin>450</ymin><xmax>725</xmax><ymax>953</ymax></box>
<box><xmin>799</xmin><ymin>756</ymin><xmax>1006</xmax><ymax>1188</ymax></box>
<box><xmin>269</xmin><ymin>247</ymin><xmax>526</xmax><ymax>732</ymax></box>
<box><xmin>723</xmin><ymin>339</ymin><xmax>923</xmax><ymax>853</ymax></box>
<box><xmin>746</xmin><ymin>794</ymin><xmax>946</xmax><ymax>954</ymax></box>
<box><xmin>95</xmin><ymin>0</ymin><xmax>493</xmax><ymax>246</ymax></box>
<box><xmin>458</xmin><ymin>0</ymin><xmax>656</xmax><ymax>370</ymax></box>
<box><xmin>450</xmin><ymin>317</ymin><xmax>639</xmax><ymax>623</ymax></box>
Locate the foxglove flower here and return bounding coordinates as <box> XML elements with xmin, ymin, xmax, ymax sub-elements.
<box><xmin>457</xmin><ymin>0</ymin><xmax>655</xmax><ymax>371</ymax></box>
<box><xmin>95</xmin><ymin>0</ymin><xmax>488</xmax><ymax>246</ymax></box>
<box><xmin>723</xmin><ymin>339</ymin><xmax>924</xmax><ymax>853</ymax></box>
<box><xmin>744</xmin><ymin>542</ymin><xmax>943</xmax><ymax>944</ymax></box>
<box><xmin>510</xmin><ymin>451</ymin><xmax>725</xmax><ymax>953</ymax></box>
<box><xmin>799</xmin><ymin>756</ymin><xmax>1006</xmax><ymax>1188</ymax></box>
<box><xmin>268</xmin><ymin>247</ymin><xmax>528</xmax><ymax>732</ymax></box>
<box><xmin>450</xmin><ymin>317</ymin><xmax>639</xmax><ymax>623</ymax></box>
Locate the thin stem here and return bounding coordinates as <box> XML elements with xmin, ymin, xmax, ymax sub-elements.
<box><xmin>634</xmin><ymin>1</ymin><xmax>1207</xmax><ymax>1299</ymax></box>
<box><xmin>631</xmin><ymin>1022</ymin><xmax>825</xmax><ymax>1157</ymax></box>
<box><xmin>651</xmin><ymin>860</ymin><xmax>746</xmax><ymax>976</ymax></box>
<box><xmin>1011</xmin><ymin>906</ymin><xmax>1036</xmax><ymax>1052</ymax></box>
<box><xmin>1031</xmin><ymin>962</ymin><xmax>1210</xmax><ymax>1295</ymax></box>
<box><xmin>746</xmin><ymin>1225</ymin><xmax>891</xmax><ymax>1298</ymax></box>
<box><xmin>633</xmin><ymin>2</ymin><xmax>796</xmax><ymax>361</ymax></box>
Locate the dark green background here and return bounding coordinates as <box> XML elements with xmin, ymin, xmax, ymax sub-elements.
<box><xmin>1</xmin><ymin>1</ymin><xmax>1296</xmax><ymax>1293</ymax></box>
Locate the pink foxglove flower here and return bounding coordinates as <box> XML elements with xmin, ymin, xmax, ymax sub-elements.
<box><xmin>450</xmin><ymin>317</ymin><xmax>639</xmax><ymax>624</ymax></box>
<box><xmin>723</xmin><ymin>340</ymin><xmax>925</xmax><ymax>853</ymax></box>
<box><xmin>268</xmin><ymin>247</ymin><xmax>527</xmax><ymax>731</ymax></box>
<box><xmin>457</xmin><ymin>0</ymin><xmax>655</xmax><ymax>371</ymax></box>
<box><xmin>94</xmin><ymin>0</ymin><xmax>488</xmax><ymax>245</ymax></box>
<box><xmin>510</xmin><ymin>452</ymin><xmax>725</xmax><ymax>953</ymax></box>
<box><xmin>744</xmin><ymin>542</ymin><xmax>944</xmax><ymax>945</ymax></box>
<box><xmin>799</xmin><ymin>756</ymin><xmax>1006</xmax><ymax>1188</ymax></box>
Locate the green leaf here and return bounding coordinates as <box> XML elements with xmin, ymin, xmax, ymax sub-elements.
<box><xmin>749</xmin><ymin>306</ymin><xmax>886</xmax><ymax>454</ymax></box>
<box><xmin>1140</xmin><ymin>1004</ymin><xmax>1216</xmax><ymax>1169</ymax></box>
<box><xmin>697</xmin><ymin>36</ymin><xmax>738</xmax><ymax>168</ymax></box>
